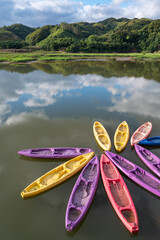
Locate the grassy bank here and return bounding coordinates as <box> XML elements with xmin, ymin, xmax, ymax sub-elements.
<box><xmin>0</xmin><ymin>51</ymin><xmax>160</xmax><ymax>63</ymax></box>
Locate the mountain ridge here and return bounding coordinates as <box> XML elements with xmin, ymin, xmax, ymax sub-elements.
<box><xmin>0</xmin><ymin>18</ymin><xmax>160</xmax><ymax>53</ymax></box>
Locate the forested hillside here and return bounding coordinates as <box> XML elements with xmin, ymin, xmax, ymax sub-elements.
<box><xmin>0</xmin><ymin>24</ymin><xmax>35</xmax><ymax>49</ymax></box>
<box><xmin>0</xmin><ymin>18</ymin><xmax>160</xmax><ymax>53</ymax></box>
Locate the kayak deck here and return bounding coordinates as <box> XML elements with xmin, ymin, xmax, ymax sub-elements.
<box><xmin>18</xmin><ymin>147</ymin><xmax>93</xmax><ymax>158</ymax></box>
<box><xmin>65</xmin><ymin>156</ymin><xmax>99</xmax><ymax>231</ymax></box>
<box><xmin>135</xmin><ymin>144</ymin><xmax>160</xmax><ymax>178</ymax></box>
<box><xmin>138</xmin><ymin>136</ymin><xmax>160</xmax><ymax>146</ymax></box>
<box><xmin>114</xmin><ymin>121</ymin><xmax>129</xmax><ymax>152</ymax></box>
<box><xmin>100</xmin><ymin>154</ymin><xmax>138</xmax><ymax>233</ymax></box>
<box><xmin>72</xmin><ymin>181</ymin><xmax>92</xmax><ymax>205</ymax></box>
<box><xmin>130</xmin><ymin>122</ymin><xmax>152</xmax><ymax>146</ymax></box>
<box><xmin>21</xmin><ymin>152</ymin><xmax>95</xmax><ymax>198</ymax></box>
<box><xmin>93</xmin><ymin>121</ymin><xmax>111</xmax><ymax>151</ymax></box>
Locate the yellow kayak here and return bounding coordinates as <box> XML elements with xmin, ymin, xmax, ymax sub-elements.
<box><xmin>93</xmin><ymin>121</ymin><xmax>111</xmax><ymax>151</ymax></box>
<box><xmin>21</xmin><ymin>152</ymin><xmax>95</xmax><ymax>198</ymax></box>
<box><xmin>114</xmin><ymin>121</ymin><xmax>129</xmax><ymax>152</ymax></box>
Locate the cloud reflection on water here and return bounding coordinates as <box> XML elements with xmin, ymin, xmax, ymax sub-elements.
<box><xmin>0</xmin><ymin>69</ymin><xmax>160</xmax><ymax>125</ymax></box>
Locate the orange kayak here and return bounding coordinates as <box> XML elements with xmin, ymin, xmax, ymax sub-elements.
<box><xmin>100</xmin><ymin>154</ymin><xmax>139</xmax><ymax>233</ymax></box>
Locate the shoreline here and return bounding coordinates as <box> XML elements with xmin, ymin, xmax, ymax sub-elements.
<box><xmin>0</xmin><ymin>51</ymin><xmax>160</xmax><ymax>64</ymax></box>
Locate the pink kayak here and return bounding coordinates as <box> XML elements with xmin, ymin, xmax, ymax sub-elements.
<box><xmin>100</xmin><ymin>154</ymin><xmax>139</xmax><ymax>233</ymax></box>
<box><xmin>130</xmin><ymin>122</ymin><xmax>152</xmax><ymax>146</ymax></box>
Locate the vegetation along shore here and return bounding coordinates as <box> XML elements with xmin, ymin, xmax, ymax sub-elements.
<box><xmin>0</xmin><ymin>17</ymin><xmax>160</xmax><ymax>63</ymax></box>
<box><xmin>0</xmin><ymin>52</ymin><xmax>160</xmax><ymax>64</ymax></box>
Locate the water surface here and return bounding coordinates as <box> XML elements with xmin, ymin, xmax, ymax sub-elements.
<box><xmin>0</xmin><ymin>61</ymin><xmax>160</xmax><ymax>240</ymax></box>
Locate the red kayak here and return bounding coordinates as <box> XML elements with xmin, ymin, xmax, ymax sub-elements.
<box><xmin>100</xmin><ymin>154</ymin><xmax>139</xmax><ymax>233</ymax></box>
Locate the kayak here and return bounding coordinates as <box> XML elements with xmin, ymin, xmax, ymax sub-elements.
<box><xmin>65</xmin><ymin>155</ymin><xmax>100</xmax><ymax>231</ymax></box>
<box><xmin>138</xmin><ymin>136</ymin><xmax>160</xmax><ymax>146</ymax></box>
<box><xmin>105</xmin><ymin>151</ymin><xmax>160</xmax><ymax>197</ymax></box>
<box><xmin>100</xmin><ymin>154</ymin><xmax>139</xmax><ymax>233</ymax></box>
<box><xmin>21</xmin><ymin>152</ymin><xmax>95</xmax><ymax>198</ymax></box>
<box><xmin>18</xmin><ymin>147</ymin><xmax>93</xmax><ymax>159</ymax></box>
<box><xmin>114</xmin><ymin>121</ymin><xmax>129</xmax><ymax>152</ymax></box>
<box><xmin>93</xmin><ymin>121</ymin><xmax>111</xmax><ymax>151</ymax></box>
<box><xmin>134</xmin><ymin>144</ymin><xmax>160</xmax><ymax>178</ymax></box>
<box><xmin>130</xmin><ymin>122</ymin><xmax>152</xmax><ymax>146</ymax></box>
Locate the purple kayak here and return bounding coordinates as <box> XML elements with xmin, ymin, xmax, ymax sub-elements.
<box><xmin>18</xmin><ymin>147</ymin><xmax>93</xmax><ymax>159</ymax></box>
<box><xmin>135</xmin><ymin>144</ymin><xmax>160</xmax><ymax>178</ymax></box>
<box><xmin>65</xmin><ymin>155</ymin><xmax>100</xmax><ymax>231</ymax></box>
<box><xmin>105</xmin><ymin>151</ymin><xmax>160</xmax><ymax>197</ymax></box>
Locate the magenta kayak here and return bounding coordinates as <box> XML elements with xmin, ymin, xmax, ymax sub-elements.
<box><xmin>134</xmin><ymin>144</ymin><xmax>160</xmax><ymax>178</ymax></box>
<box><xmin>65</xmin><ymin>155</ymin><xmax>100</xmax><ymax>231</ymax></box>
<box><xmin>18</xmin><ymin>147</ymin><xmax>93</xmax><ymax>158</ymax></box>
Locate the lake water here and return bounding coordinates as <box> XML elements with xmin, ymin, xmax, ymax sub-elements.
<box><xmin>0</xmin><ymin>61</ymin><xmax>160</xmax><ymax>240</ymax></box>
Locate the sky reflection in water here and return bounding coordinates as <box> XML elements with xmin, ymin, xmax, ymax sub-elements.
<box><xmin>0</xmin><ymin>61</ymin><xmax>160</xmax><ymax>126</ymax></box>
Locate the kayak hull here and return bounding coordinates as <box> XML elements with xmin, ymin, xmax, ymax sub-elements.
<box><xmin>93</xmin><ymin>121</ymin><xmax>111</xmax><ymax>151</ymax></box>
<box><xmin>18</xmin><ymin>147</ymin><xmax>93</xmax><ymax>158</ymax></box>
<box><xmin>100</xmin><ymin>154</ymin><xmax>139</xmax><ymax>233</ymax></box>
<box><xmin>135</xmin><ymin>144</ymin><xmax>160</xmax><ymax>178</ymax></box>
<box><xmin>130</xmin><ymin>122</ymin><xmax>152</xmax><ymax>146</ymax></box>
<box><xmin>138</xmin><ymin>136</ymin><xmax>160</xmax><ymax>146</ymax></box>
<box><xmin>21</xmin><ymin>152</ymin><xmax>95</xmax><ymax>198</ymax></box>
<box><xmin>105</xmin><ymin>151</ymin><xmax>160</xmax><ymax>197</ymax></box>
<box><xmin>65</xmin><ymin>155</ymin><xmax>100</xmax><ymax>231</ymax></box>
<box><xmin>114</xmin><ymin>121</ymin><xmax>129</xmax><ymax>152</ymax></box>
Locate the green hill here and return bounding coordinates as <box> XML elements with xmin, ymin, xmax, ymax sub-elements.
<box><xmin>0</xmin><ymin>18</ymin><xmax>160</xmax><ymax>53</ymax></box>
<box><xmin>6</xmin><ymin>24</ymin><xmax>35</xmax><ymax>40</ymax></box>
<box><xmin>0</xmin><ymin>24</ymin><xmax>36</xmax><ymax>49</ymax></box>
<box><xmin>0</xmin><ymin>29</ymin><xmax>22</xmax><ymax>41</ymax></box>
<box><xmin>0</xmin><ymin>24</ymin><xmax>35</xmax><ymax>41</ymax></box>
<box><xmin>25</xmin><ymin>25</ymin><xmax>54</xmax><ymax>45</ymax></box>
<box><xmin>35</xmin><ymin>18</ymin><xmax>159</xmax><ymax>53</ymax></box>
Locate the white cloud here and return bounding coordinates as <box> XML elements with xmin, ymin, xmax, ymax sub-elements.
<box><xmin>0</xmin><ymin>0</ymin><xmax>160</xmax><ymax>27</ymax></box>
<box><xmin>13</xmin><ymin>0</ymin><xmax>78</xmax><ymax>12</ymax></box>
<box><xmin>15</xmin><ymin>73</ymin><xmax>81</xmax><ymax>107</ymax></box>
<box><xmin>79</xmin><ymin>0</ymin><xmax>160</xmax><ymax>22</ymax></box>
<box><xmin>5</xmin><ymin>111</ymin><xmax>48</xmax><ymax>125</ymax></box>
<box><xmin>122</xmin><ymin>0</ymin><xmax>160</xmax><ymax>19</ymax></box>
<box><xmin>111</xmin><ymin>0</ymin><xmax>127</xmax><ymax>5</ymax></box>
<box><xmin>22</xmin><ymin>82</ymin><xmax>58</xmax><ymax>107</ymax></box>
<box><xmin>0</xmin><ymin>0</ymin><xmax>80</xmax><ymax>27</ymax></box>
<box><xmin>79</xmin><ymin>4</ymin><xmax>114</xmax><ymax>22</ymax></box>
<box><xmin>99</xmin><ymin>76</ymin><xmax>160</xmax><ymax>118</ymax></box>
<box><xmin>0</xmin><ymin>104</ymin><xmax>11</xmax><ymax>124</ymax></box>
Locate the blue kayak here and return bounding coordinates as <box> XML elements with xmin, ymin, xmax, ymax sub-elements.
<box><xmin>138</xmin><ymin>136</ymin><xmax>160</xmax><ymax>146</ymax></box>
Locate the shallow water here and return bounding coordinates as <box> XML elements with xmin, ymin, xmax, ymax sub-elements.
<box><xmin>0</xmin><ymin>61</ymin><xmax>160</xmax><ymax>240</ymax></box>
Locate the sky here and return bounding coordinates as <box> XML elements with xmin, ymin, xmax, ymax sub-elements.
<box><xmin>0</xmin><ymin>0</ymin><xmax>160</xmax><ymax>28</ymax></box>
